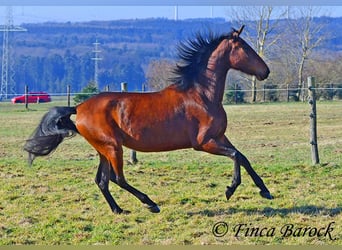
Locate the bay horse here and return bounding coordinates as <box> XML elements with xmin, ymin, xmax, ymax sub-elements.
<box><xmin>24</xmin><ymin>26</ymin><xmax>273</xmax><ymax>214</ymax></box>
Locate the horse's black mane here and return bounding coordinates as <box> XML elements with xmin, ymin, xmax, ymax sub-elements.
<box><xmin>171</xmin><ymin>30</ymin><xmax>234</xmax><ymax>90</ymax></box>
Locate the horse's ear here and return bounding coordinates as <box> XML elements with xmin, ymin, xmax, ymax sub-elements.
<box><xmin>232</xmin><ymin>25</ymin><xmax>245</xmax><ymax>41</ymax></box>
<box><xmin>237</xmin><ymin>25</ymin><xmax>245</xmax><ymax>35</ymax></box>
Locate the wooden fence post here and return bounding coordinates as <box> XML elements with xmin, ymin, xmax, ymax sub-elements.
<box><xmin>67</xmin><ymin>85</ymin><xmax>71</xmax><ymax>107</ymax></box>
<box><xmin>121</xmin><ymin>82</ymin><xmax>127</xmax><ymax>92</ymax></box>
<box><xmin>121</xmin><ymin>82</ymin><xmax>138</xmax><ymax>164</ymax></box>
<box><xmin>25</xmin><ymin>85</ymin><xmax>29</xmax><ymax>110</ymax></box>
<box><xmin>308</xmin><ymin>76</ymin><xmax>320</xmax><ymax>164</ymax></box>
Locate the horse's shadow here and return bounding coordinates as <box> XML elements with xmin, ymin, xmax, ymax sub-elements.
<box><xmin>187</xmin><ymin>205</ymin><xmax>341</xmax><ymax>218</ymax></box>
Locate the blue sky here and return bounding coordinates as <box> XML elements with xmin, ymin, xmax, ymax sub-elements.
<box><xmin>1</xmin><ymin>5</ymin><xmax>342</xmax><ymax>25</ymax></box>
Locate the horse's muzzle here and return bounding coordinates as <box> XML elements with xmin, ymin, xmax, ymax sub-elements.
<box><xmin>256</xmin><ymin>67</ymin><xmax>270</xmax><ymax>81</ymax></box>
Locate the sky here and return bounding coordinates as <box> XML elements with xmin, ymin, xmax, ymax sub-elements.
<box><xmin>1</xmin><ymin>5</ymin><xmax>342</xmax><ymax>25</ymax></box>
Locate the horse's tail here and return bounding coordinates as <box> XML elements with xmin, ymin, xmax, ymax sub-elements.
<box><xmin>24</xmin><ymin>106</ymin><xmax>78</xmax><ymax>165</ymax></box>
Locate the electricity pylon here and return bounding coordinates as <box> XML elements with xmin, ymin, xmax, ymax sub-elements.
<box><xmin>91</xmin><ymin>39</ymin><xmax>102</xmax><ymax>89</ymax></box>
<box><xmin>0</xmin><ymin>7</ymin><xmax>27</xmax><ymax>100</ymax></box>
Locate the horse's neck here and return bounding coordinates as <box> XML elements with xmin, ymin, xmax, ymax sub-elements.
<box><xmin>199</xmin><ymin>48</ymin><xmax>230</xmax><ymax>105</ymax></box>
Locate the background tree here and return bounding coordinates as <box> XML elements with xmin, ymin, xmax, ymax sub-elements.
<box><xmin>287</xmin><ymin>6</ymin><xmax>328</xmax><ymax>101</ymax></box>
<box><xmin>227</xmin><ymin>6</ymin><xmax>287</xmax><ymax>102</ymax></box>
<box><xmin>145</xmin><ymin>59</ymin><xmax>174</xmax><ymax>91</ymax></box>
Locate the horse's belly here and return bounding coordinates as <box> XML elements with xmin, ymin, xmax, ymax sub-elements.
<box><xmin>122</xmin><ymin>126</ymin><xmax>192</xmax><ymax>152</ymax></box>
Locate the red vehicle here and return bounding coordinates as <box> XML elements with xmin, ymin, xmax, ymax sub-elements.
<box><xmin>11</xmin><ymin>92</ymin><xmax>51</xmax><ymax>104</ymax></box>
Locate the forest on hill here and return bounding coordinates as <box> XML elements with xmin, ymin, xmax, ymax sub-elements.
<box><xmin>2</xmin><ymin>16</ymin><xmax>342</xmax><ymax>97</ymax></box>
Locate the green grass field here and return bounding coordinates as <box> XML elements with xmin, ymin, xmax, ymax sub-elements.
<box><xmin>0</xmin><ymin>100</ymin><xmax>341</xmax><ymax>245</ymax></box>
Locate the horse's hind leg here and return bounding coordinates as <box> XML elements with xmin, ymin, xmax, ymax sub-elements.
<box><xmin>95</xmin><ymin>154</ymin><xmax>125</xmax><ymax>214</ymax></box>
<box><xmin>111</xmin><ymin>170</ymin><xmax>160</xmax><ymax>213</ymax></box>
<box><xmin>107</xmin><ymin>146</ymin><xmax>160</xmax><ymax>213</ymax></box>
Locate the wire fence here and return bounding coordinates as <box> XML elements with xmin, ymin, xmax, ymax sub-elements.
<box><xmin>223</xmin><ymin>84</ymin><xmax>342</xmax><ymax>104</ymax></box>
<box><xmin>3</xmin><ymin>83</ymin><xmax>342</xmax><ymax>106</ymax></box>
<box><xmin>3</xmin><ymin>79</ymin><xmax>341</xmax><ymax>165</ymax></box>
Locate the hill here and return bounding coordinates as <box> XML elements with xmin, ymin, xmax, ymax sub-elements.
<box><xmin>3</xmin><ymin>17</ymin><xmax>342</xmax><ymax>94</ymax></box>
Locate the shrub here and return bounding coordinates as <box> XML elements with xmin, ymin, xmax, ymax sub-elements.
<box><xmin>335</xmin><ymin>84</ymin><xmax>342</xmax><ymax>99</ymax></box>
<box><xmin>73</xmin><ymin>82</ymin><xmax>99</xmax><ymax>104</ymax></box>
<box><xmin>317</xmin><ymin>83</ymin><xmax>342</xmax><ymax>100</ymax></box>
<box><xmin>223</xmin><ymin>84</ymin><xmax>245</xmax><ymax>104</ymax></box>
<box><xmin>264</xmin><ymin>84</ymin><xmax>279</xmax><ymax>102</ymax></box>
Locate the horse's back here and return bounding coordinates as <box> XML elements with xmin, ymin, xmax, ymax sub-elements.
<box><xmin>75</xmin><ymin>89</ymin><xmax>193</xmax><ymax>152</ymax></box>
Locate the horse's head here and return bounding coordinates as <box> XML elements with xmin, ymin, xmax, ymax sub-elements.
<box><xmin>228</xmin><ymin>25</ymin><xmax>270</xmax><ymax>81</ymax></box>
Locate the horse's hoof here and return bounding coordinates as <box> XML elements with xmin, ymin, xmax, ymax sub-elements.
<box><xmin>148</xmin><ymin>204</ymin><xmax>160</xmax><ymax>213</ymax></box>
<box><xmin>260</xmin><ymin>191</ymin><xmax>274</xmax><ymax>200</ymax></box>
<box><xmin>112</xmin><ymin>208</ymin><xmax>131</xmax><ymax>214</ymax></box>
<box><xmin>113</xmin><ymin>209</ymin><xmax>123</xmax><ymax>214</ymax></box>
<box><xmin>225</xmin><ymin>186</ymin><xmax>234</xmax><ymax>200</ymax></box>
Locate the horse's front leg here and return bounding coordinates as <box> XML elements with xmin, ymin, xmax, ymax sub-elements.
<box><xmin>197</xmin><ymin>135</ymin><xmax>273</xmax><ymax>200</ymax></box>
<box><xmin>198</xmin><ymin>137</ymin><xmax>242</xmax><ymax>199</ymax></box>
<box><xmin>225</xmin><ymin>153</ymin><xmax>241</xmax><ymax>200</ymax></box>
<box><xmin>236</xmin><ymin>151</ymin><xmax>273</xmax><ymax>199</ymax></box>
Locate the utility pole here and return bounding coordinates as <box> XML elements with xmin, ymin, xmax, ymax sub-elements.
<box><xmin>0</xmin><ymin>6</ymin><xmax>27</xmax><ymax>100</ymax></box>
<box><xmin>174</xmin><ymin>6</ymin><xmax>178</xmax><ymax>21</ymax></box>
<box><xmin>92</xmin><ymin>39</ymin><xmax>102</xmax><ymax>89</ymax></box>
